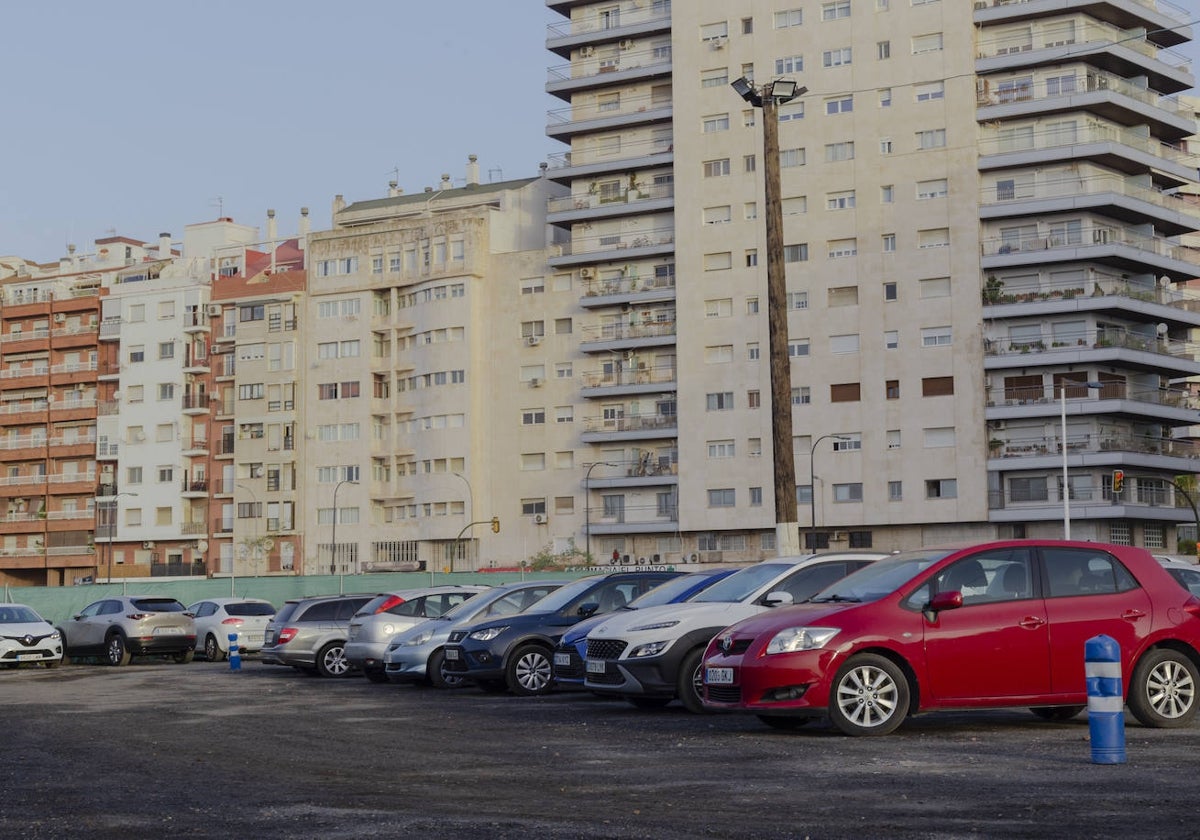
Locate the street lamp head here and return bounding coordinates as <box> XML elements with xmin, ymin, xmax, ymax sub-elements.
<box><xmin>766</xmin><ymin>79</ymin><xmax>805</xmax><ymax>102</ymax></box>
<box><xmin>730</xmin><ymin>76</ymin><xmax>762</xmax><ymax>106</ymax></box>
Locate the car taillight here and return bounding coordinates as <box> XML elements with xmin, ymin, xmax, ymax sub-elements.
<box><xmin>126</xmin><ymin>613</ymin><xmax>150</xmax><ymax>620</ymax></box>
<box><xmin>373</xmin><ymin>595</ymin><xmax>406</xmax><ymax>614</ymax></box>
<box><xmin>277</xmin><ymin>627</ymin><xmax>298</xmax><ymax>644</ymax></box>
<box><xmin>1184</xmin><ymin>596</ymin><xmax>1200</xmax><ymax>619</ymax></box>
<box><xmin>221</xmin><ymin>618</ymin><xmax>245</xmax><ymax>626</ymax></box>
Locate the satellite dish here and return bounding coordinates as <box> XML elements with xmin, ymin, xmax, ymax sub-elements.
<box><xmin>196</xmin><ymin>540</ymin><xmax>209</xmax><ymax>553</ymax></box>
<box><xmin>263</xmin><ymin>539</ymin><xmax>275</xmax><ymax>551</ymax></box>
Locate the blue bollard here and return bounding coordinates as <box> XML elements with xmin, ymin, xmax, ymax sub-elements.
<box><xmin>1085</xmin><ymin>634</ymin><xmax>1125</xmax><ymax>764</ymax></box>
<box><xmin>228</xmin><ymin>632</ymin><xmax>241</xmax><ymax>672</ymax></box>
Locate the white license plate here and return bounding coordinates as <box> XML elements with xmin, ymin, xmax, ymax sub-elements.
<box><xmin>153</xmin><ymin>627</ymin><xmax>183</xmax><ymax>636</ymax></box>
<box><xmin>444</xmin><ymin>648</ymin><xmax>459</xmax><ymax>661</ymax></box>
<box><xmin>586</xmin><ymin>659</ymin><xmax>606</xmax><ymax>675</ymax></box>
<box><xmin>16</xmin><ymin>653</ymin><xmax>39</xmax><ymax>662</ymax></box>
<box><xmin>705</xmin><ymin>666</ymin><xmax>734</xmax><ymax>685</ymax></box>
<box><xmin>553</xmin><ymin>653</ymin><xmax>570</xmax><ymax>667</ymax></box>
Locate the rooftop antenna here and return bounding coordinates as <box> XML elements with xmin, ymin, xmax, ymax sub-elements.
<box><xmin>210</xmin><ymin>196</ymin><xmax>225</xmax><ymax>218</ymax></box>
<box><xmin>488</xmin><ymin>167</ymin><xmax>503</xmax><ymax>183</ymax></box>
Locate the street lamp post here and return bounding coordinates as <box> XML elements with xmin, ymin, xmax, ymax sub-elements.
<box><xmin>1060</xmin><ymin>380</ymin><xmax>1104</xmax><ymax>539</ymax></box>
<box><xmin>809</xmin><ymin>435</ymin><xmax>849</xmax><ymax>552</ymax></box>
<box><xmin>331</xmin><ymin>479</ymin><xmax>358</xmax><ymax>593</ymax></box>
<box><xmin>733</xmin><ymin>76</ymin><xmax>808</xmax><ymax>555</ymax></box>
<box><xmin>584</xmin><ymin>462</ymin><xmax>619</xmax><ymax>563</ymax></box>
<box><xmin>96</xmin><ymin>492</ymin><xmax>137</xmax><ymax>585</ymax></box>
<box><xmin>451</xmin><ymin>472</ymin><xmax>474</xmax><ymax>571</ymax></box>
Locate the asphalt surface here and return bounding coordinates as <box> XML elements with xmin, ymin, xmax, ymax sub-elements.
<box><xmin>2</xmin><ymin>658</ymin><xmax>1197</xmax><ymax>840</ymax></box>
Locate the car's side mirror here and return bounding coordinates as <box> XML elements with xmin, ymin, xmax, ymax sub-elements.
<box><xmin>923</xmin><ymin>590</ymin><xmax>963</xmax><ymax>621</ymax></box>
<box><xmin>761</xmin><ymin>591</ymin><xmax>795</xmax><ymax>608</ymax></box>
<box><xmin>578</xmin><ymin>601</ymin><xmax>600</xmax><ymax>617</ymax></box>
<box><xmin>73</xmin><ymin>614</ymin><xmax>83</xmax><ymax>621</ymax></box>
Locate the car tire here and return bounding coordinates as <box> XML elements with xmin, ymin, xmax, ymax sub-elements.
<box><xmin>1127</xmin><ymin>649</ymin><xmax>1199</xmax><ymax>728</ymax></box>
<box><xmin>828</xmin><ymin>653</ymin><xmax>909</xmax><ymax>736</ymax></box>
<box><xmin>172</xmin><ymin>649</ymin><xmax>194</xmax><ymax>665</ymax></box>
<box><xmin>316</xmin><ymin>642</ymin><xmax>351</xmax><ymax>678</ymax></box>
<box><xmin>676</xmin><ymin>647</ymin><xmax>709</xmax><ymax>714</ymax></box>
<box><xmin>1030</xmin><ymin>705</ymin><xmax>1084</xmax><ymax>722</ymax></box>
<box><xmin>428</xmin><ymin>649</ymin><xmax>466</xmax><ymax>689</ymax></box>
<box><xmin>756</xmin><ymin>715</ymin><xmax>811</xmax><ymax>731</ymax></box>
<box><xmin>106</xmin><ymin>634</ymin><xmax>132</xmax><ymax>667</ymax></box>
<box><xmin>363</xmin><ymin>667</ymin><xmax>389</xmax><ymax>684</ymax></box>
<box><xmin>506</xmin><ymin>644</ymin><xmax>554</xmax><ymax>696</ymax></box>
<box><xmin>204</xmin><ymin>634</ymin><xmax>226</xmax><ymax>662</ymax></box>
<box><xmin>627</xmin><ymin>697</ymin><xmax>671</xmax><ymax>710</ymax></box>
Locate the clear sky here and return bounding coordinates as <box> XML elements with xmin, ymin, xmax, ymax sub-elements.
<box><xmin>2</xmin><ymin>1</ymin><xmax>558</xmax><ymax>262</ymax></box>
<box><xmin>2</xmin><ymin>2</ymin><xmax>1198</xmax><ymax>263</ymax></box>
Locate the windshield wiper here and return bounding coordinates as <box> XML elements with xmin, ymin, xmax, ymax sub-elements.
<box><xmin>809</xmin><ymin>594</ymin><xmax>860</xmax><ymax>603</ymax></box>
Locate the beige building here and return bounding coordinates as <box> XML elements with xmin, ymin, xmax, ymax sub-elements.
<box><xmin>545</xmin><ymin>0</ymin><xmax>1200</xmax><ymax>558</ymax></box>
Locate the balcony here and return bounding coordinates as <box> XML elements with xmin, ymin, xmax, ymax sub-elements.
<box><xmin>99</xmin><ymin>318</ymin><xmax>121</xmax><ymax>341</ymax></box>
<box><xmin>182</xmin><ymin>437</ymin><xmax>209</xmax><ymax>457</ymax></box>
<box><xmin>546</xmin><ymin>135</ymin><xmax>673</xmax><ymax>183</ymax></box>
<box><xmin>579</xmin><ymin>319</ymin><xmax>677</xmax><ymax>354</ymax></box>
<box><xmin>584</xmin><ymin>501</ymin><xmax>678</xmax><ymax>535</ymax></box>
<box><xmin>181</xmin><ymin>394</ymin><xmax>211</xmax><ymax>415</ymax></box>
<box><xmin>182</xmin><ymin>350</ymin><xmax>210</xmax><ymax>374</ymax></box>
<box><xmin>987</xmin><ymin>382</ymin><xmax>1200</xmax><ymax>425</ymax></box>
<box><xmin>973</xmin><ymin>0</ymin><xmax>1192</xmax><ymax>48</ymax></box>
<box><xmin>546</xmin><ymin>3</ymin><xmax>672</xmax><ymax>57</ymax></box>
<box><xmin>980</xmin><ymin>225</ymin><xmax>1200</xmax><ymax>280</ymax></box>
<box><xmin>549</xmin><ymin>229</ymin><xmax>675</xmax><ymax>269</ymax></box>
<box><xmin>181</xmin><ymin>479</ymin><xmax>208</xmax><ymax>499</ymax></box>
<box><xmin>980</xmin><ymin>172</ymin><xmax>1200</xmax><ymax>235</ymax></box>
<box><xmin>981</xmin><ymin>272</ymin><xmax>1200</xmax><ymax>330</ymax></box>
<box><xmin>987</xmin><ymin>482</ymin><xmax>1193</xmax><ymax>523</ymax></box>
<box><xmin>546</xmin><ymin>49</ymin><xmax>672</xmax><ymax>99</ymax></box>
<box><xmin>548</xmin><ymin>182</ymin><xmax>674</xmax><ymax>227</ymax></box>
<box><xmin>581</xmin><ymin>363</ymin><xmax>676</xmax><ymax>398</ymax></box>
<box><xmin>988</xmin><ymin>428</ymin><xmax>1200</xmax><ymax>465</ymax></box>
<box><xmin>581</xmin><ymin>412</ymin><xmax>678</xmax><ymax>443</ymax></box>
<box><xmin>983</xmin><ymin>328</ymin><xmax>1200</xmax><ymax>376</ymax></box>
<box><xmin>547</xmin><ymin>96</ymin><xmax>672</xmax><ymax>142</ymax></box>
<box><xmin>150</xmin><ymin>560</ymin><xmax>207</xmax><ymax>578</ymax></box>
<box><xmin>181</xmin><ymin>310</ymin><xmax>211</xmax><ymax>333</ymax></box>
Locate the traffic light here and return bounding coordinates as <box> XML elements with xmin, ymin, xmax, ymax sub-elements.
<box><xmin>490</xmin><ymin>516</ymin><xmax>500</xmax><ymax>534</ymax></box>
<box><xmin>1112</xmin><ymin>470</ymin><xmax>1124</xmax><ymax>495</ymax></box>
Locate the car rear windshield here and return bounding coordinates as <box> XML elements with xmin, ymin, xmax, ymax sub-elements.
<box><xmin>226</xmin><ymin>602</ymin><xmax>276</xmax><ymax>617</ymax></box>
<box><xmin>131</xmin><ymin>598</ymin><xmax>187</xmax><ymax>612</ymax></box>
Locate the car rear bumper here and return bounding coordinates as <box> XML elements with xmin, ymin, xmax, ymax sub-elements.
<box><xmin>345</xmin><ymin>640</ymin><xmax>388</xmax><ymax>671</ymax></box>
<box><xmin>127</xmin><ymin>635</ymin><xmax>195</xmax><ymax>656</ymax></box>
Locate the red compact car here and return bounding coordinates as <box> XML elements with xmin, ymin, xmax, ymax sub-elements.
<box><xmin>701</xmin><ymin>540</ymin><xmax>1200</xmax><ymax>736</ymax></box>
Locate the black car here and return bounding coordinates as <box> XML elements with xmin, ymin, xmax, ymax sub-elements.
<box><xmin>441</xmin><ymin>571</ymin><xmax>681</xmax><ymax>695</ymax></box>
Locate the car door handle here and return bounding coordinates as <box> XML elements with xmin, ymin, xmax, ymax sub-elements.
<box><xmin>1018</xmin><ymin>616</ymin><xmax>1046</xmax><ymax>629</ymax></box>
<box><xmin>1121</xmin><ymin>609</ymin><xmax>1146</xmax><ymax>621</ymax></box>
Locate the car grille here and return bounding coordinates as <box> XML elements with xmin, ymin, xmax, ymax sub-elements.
<box><xmin>705</xmin><ymin>685</ymin><xmax>742</xmax><ymax>704</ymax></box>
<box><xmin>555</xmin><ymin>649</ymin><xmax>584</xmax><ymax>680</ymax></box>
<box><xmin>1</xmin><ymin>647</ymin><xmax>52</xmax><ymax>660</ymax></box>
<box><xmin>586</xmin><ymin>639</ymin><xmax>628</xmax><ymax>660</ymax></box>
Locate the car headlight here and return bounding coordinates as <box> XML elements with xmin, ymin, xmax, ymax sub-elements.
<box><xmin>628</xmin><ymin>640</ymin><xmax>671</xmax><ymax>658</ymax></box>
<box><xmin>49</xmin><ymin>631</ymin><xmax>61</xmax><ymax>641</ymax></box>
<box><xmin>469</xmin><ymin>626</ymin><xmax>508</xmax><ymax>642</ymax></box>
<box><xmin>380</xmin><ymin>624</ymin><xmax>396</xmax><ymax>637</ymax></box>
<box><xmin>629</xmin><ymin>619</ymin><xmax>679</xmax><ymax>632</ymax></box>
<box><xmin>765</xmin><ymin>627</ymin><xmax>840</xmax><ymax>655</ymax></box>
<box><xmin>404</xmin><ymin>630</ymin><xmax>434</xmax><ymax>646</ymax></box>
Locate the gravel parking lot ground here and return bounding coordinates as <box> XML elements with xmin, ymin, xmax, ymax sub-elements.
<box><xmin>2</xmin><ymin>659</ymin><xmax>1197</xmax><ymax>840</ymax></box>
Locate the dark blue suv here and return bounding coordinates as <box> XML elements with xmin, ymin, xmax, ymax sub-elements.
<box><xmin>441</xmin><ymin>571</ymin><xmax>680</xmax><ymax>695</ymax></box>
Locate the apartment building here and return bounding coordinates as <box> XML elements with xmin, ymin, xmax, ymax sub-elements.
<box><xmin>303</xmin><ymin>165</ymin><xmax>571</xmax><ymax>573</ymax></box>
<box><xmin>545</xmin><ymin>0</ymin><xmax>1199</xmax><ymax>558</ymax></box>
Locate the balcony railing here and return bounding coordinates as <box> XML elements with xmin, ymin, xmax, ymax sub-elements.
<box><xmin>547</xmin><ymin>135</ymin><xmax>673</xmax><ymax>170</ymax></box>
<box><xmin>978</xmin><ymin>119</ymin><xmax>1200</xmax><ymax>171</ymax></box>
<box><xmin>989</xmin><ymin>430</ymin><xmax>1200</xmax><ymax>460</ymax></box>
<box><xmin>181</xmin><ymin>394</ymin><xmax>211</xmax><ymax>411</ymax></box>
<box><xmin>581</xmin><ymin>364</ymin><xmax>676</xmax><ymax>388</ymax></box>
<box><xmin>980</xmin><ymin>226</ymin><xmax>1200</xmax><ymax>267</ymax></box>
<box><xmin>546</xmin><ymin>3</ymin><xmax>671</xmax><ymax>39</ymax></box>
<box><xmin>556</xmin><ymin>229</ymin><xmax>674</xmax><ymax>258</ymax></box>
<box><xmin>548</xmin><ymin>48</ymin><xmax>671</xmax><ymax>87</ymax></box>
<box><xmin>182</xmin><ymin>479</ymin><xmax>208</xmax><ymax>493</ymax></box>
<box><xmin>582</xmin><ymin>272</ymin><xmax>675</xmax><ymax>298</ymax></box>
<box><xmin>980</xmin><ymin>172</ymin><xmax>1200</xmax><ymax>220</ymax></box>
<box><xmin>548</xmin><ymin>182</ymin><xmax>674</xmax><ymax>214</ymax></box>
<box><xmin>973</xmin><ymin>0</ymin><xmax>1192</xmax><ymax>29</ymax></box>
<box><xmin>582</xmin><ymin>412</ymin><xmax>678</xmax><ymax>433</ymax></box>
<box><xmin>987</xmin><ymin>383</ymin><xmax>1199</xmax><ymax>410</ymax></box>
<box><xmin>982</xmin><ymin>272</ymin><xmax>1200</xmax><ymax>311</ymax></box>
<box><xmin>976</xmin><ymin>20</ymin><xmax>1189</xmax><ymax>68</ymax></box>
<box><xmin>548</xmin><ymin>92</ymin><xmax>671</xmax><ymax>128</ymax></box>
<box><xmin>984</xmin><ymin>328</ymin><xmax>1199</xmax><ymax>360</ymax></box>
<box><xmin>580</xmin><ymin>320</ymin><xmax>677</xmax><ymax>343</ymax></box>
<box><xmin>584</xmin><ymin>501</ymin><xmax>678</xmax><ymax>526</ymax></box>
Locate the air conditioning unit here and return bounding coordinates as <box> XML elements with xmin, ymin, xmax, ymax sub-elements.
<box><xmin>619</xmin><ymin>39</ymin><xmax>634</xmax><ymax>50</ymax></box>
<box><xmin>533</xmin><ymin>514</ymin><xmax>548</xmax><ymax>525</ymax></box>
<box><xmin>528</xmin><ymin>378</ymin><xmax>542</xmax><ymax>388</ymax></box>
<box><xmin>207</xmin><ymin>304</ymin><xmax>222</xmax><ymax>316</ymax></box>
<box><xmin>135</xmin><ymin>431</ymin><xmax>146</xmax><ymax>441</ymax></box>
<box><xmin>142</xmin><ymin>541</ymin><xmax>155</xmax><ymax>550</ymax></box>
<box><xmin>580</xmin><ymin>46</ymin><xmax>595</xmax><ymax>58</ymax></box>
<box><xmin>525</xmin><ymin>336</ymin><xmax>542</xmax><ymax>346</ymax></box>
<box><xmin>689</xmin><ymin>552</ymin><xmax>700</xmax><ymax>562</ymax></box>
<box><xmin>832</xmin><ymin>531</ymin><xmax>848</xmax><ymax>541</ymax></box>
<box><xmin>53</xmin><ymin>313</ymin><xmax>65</xmax><ymax>323</ymax></box>
<box><xmin>709</xmin><ymin>36</ymin><xmax>727</xmax><ymax>49</ymax></box>
<box><xmin>579</xmin><ymin>267</ymin><xmax>595</xmax><ymax>279</ymax></box>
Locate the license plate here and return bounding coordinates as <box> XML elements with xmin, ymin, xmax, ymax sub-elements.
<box><xmin>16</xmin><ymin>653</ymin><xmax>39</xmax><ymax>662</ymax></box>
<box><xmin>153</xmin><ymin>627</ymin><xmax>183</xmax><ymax>636</ymax></box>
<box><xmin>444</xmin><ymin>648</ymin><xmax>459</xmax><ymax>661</ymax></box>
<box><xmin>705</xmin><ymin>666</ymin><xmax>734</xmax><ymax>685</ymax></box>
<box><xmin>586</xmin><ymin>659</ymin><xmax>606</xmax><ymax>675</ymax></box>
<box><xmin>553</xmin><ymin>653</ymin><xmax>570</xmax><ymax>667</ymax></box>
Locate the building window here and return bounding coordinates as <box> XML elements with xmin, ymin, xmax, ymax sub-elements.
<box><xmin>922</xmin><ymin>376</ymin><xmax>954</xmax><ymax>396</ymax></box>
<box><xmin>877</xmin><ymin>40</ymin><xmax>891</xmax><ymax>59</ymax></box>
<box><xmin>830</xmin><ymin>383</ymin><xmax>861</xmax><ymax>402</ymax></box>
<box><xmin>706</xmin><ymin>392</ymin><xmax>734</xmax><ymax>411</ymax></box>
<box><xmin>825</xmin><ymin>96</ymin><xmax>853</xmax><ymax>115</ymax></box>
<box><xmin>825</xmin><ymin>142</ymin><xmax>854</xmax><ymax>162</ymax></box>
<box><xmin>886</xmin><ymin>380</ymin><xmax>900</xmax><ymax>399</ymax></box>
<box><xmin>921</xmin><ymin>326</ymin><xmax>952</xmax><ymax>347</ymax></box>
<box><xmin>822</xmin><ymin>47</ymin><xmax>852</xmax><ymax>67</ymax></box>
<box><xmin>703</xmin><ymin>159</ymin><xmax>731</xmax><ymax>177</ymax></box>
<box><xmin>780</xmin><ymin>147</ymin><xmax>806</xmax><ymax>167</ymax></box>
<box><xmin>917</xmin><ymin>128</ymin><xmax>947</xmax><ymax>149</ymax></box>
<box><xmin>822</xmin><ymin>1</ymin><xmax>851</xmax><ymax>20</ymax></box>
<box><xmin>915</xmin><ymin>80</ymin><xmax>945</xmax><ymax>101</ymax></box>
<box><xmin>912</xmin><ymin>32</ymin><xmax>944</xmax><ymax>53</ymax></box>
<box><xmin>833</xmin><ymin>483</ymin><xmax>863</xmax><ymax>502</ymax></box>
<box><xmin>882</xmin><ymin>234</ymin><xmax>896</xmax><ymax>253</ymax></box>
<box><xmin>792</xmin><ymin>387</ymin><xmax>811</xmax><ymax>405</ymax></box>
<box><xmin>750</xmin><ymin>487</ymin><xmax>763</xmax><ymax>507</ymax></box>
<box><xmin>784</xmin><ymin>243</ymin><xmax>809</xmax><ymax>262</ymax></box>
<box><xmin>926</xmin><ymin>478</ymin><xmax>957</xmax><ymax>499</ymax></box>
<box><xmin>774</xmin><ymin>9</ymin><xmax>802</xmax><ymax>27</ymax></box>
<box><xmin>788</xmin><ymin>339</ymin><xmax>810</xmax><ymax>358</ymax></box>
<box><xmin>917</xmin><ymin>178</ymin><xmax>948</xmax><ymax>199</ymax></box>
<box><xmin>707</xmin><ymin>489</ymin><xmax>736</xmax><ymax>508</ymax></box>
<box><xmin>885</xmin><ymin>330</ymin><xmax>899</xmax><ymax>350</ymax></box>
<box><xmin>826</xmin><ymin>190</ymin><xmax>855</xmax><ymax>210</ymax></box>
<box><xmin>888</xmin><ymin>481</ymin><xmax>902</xmax><ymax>500</ymax></box>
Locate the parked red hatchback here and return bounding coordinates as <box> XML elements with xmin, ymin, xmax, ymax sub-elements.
<box><xmin>702</xmin><ymin>540</ymin><xmax>1200</xmax><ymax>736</ymax></box>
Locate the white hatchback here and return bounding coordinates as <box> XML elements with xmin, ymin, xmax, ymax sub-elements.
<box><xmin>187</xmin><ymin>598</ymin><xmax>276</xmax><ymax>661</ymax></box>
<box><xmin>0</xmin><ymin>603</ymin><xmax>62</xmax><ymax>669</ymax></box>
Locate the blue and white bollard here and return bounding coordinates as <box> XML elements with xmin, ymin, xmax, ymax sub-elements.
<box><xmin>1085</xmin><ymin>634</ymin><xmax>1125</xmax><ymax>764</ymax></box>
<box><xmin>228</xmin><ymin>632</ymin><xmax>241</xmax><ymax>672</ymax></box>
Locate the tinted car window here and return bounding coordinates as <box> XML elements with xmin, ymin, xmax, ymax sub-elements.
<box><xmin>1167</xmin><ymin>567</ymin><xmax>1200</xmax><ymax>597</ymax></box>
<box><xmin>335</xmin><ymin>598</ymin><xmax>370</xmax><ymax>620</ymax></box>
<box><xmin>1043</xmin><ymin>548</ymin><xmax>1137</xmax><ymax>597</ymax></box>
<box><xmin>102</xmin><ymin>600</ymin><xmax>125</xmax><ymax>615</ymax></box>
<box><xmin>773</xmin><ymin>562</ymin><xmax>855</xmax><ymax>602</ymax></box>
<box><xmin>131</xmin><ymin>598</ymin><xmax>186</xmax><ymax>612</ymax></box>
<box><xmin>226</xmin><ymin>602</ymin><xmax>275</xmax><ymax>617</ymax></box>
<box><xmin>191</xmin><ymin>602</ymin><xmax>216</xmax><ymax>618</ymax></box>
<box><xmin>273</xmin><ymin>602</ymin><xmax>300</xmax><ymax>624</ymax></box>
<box><xmin>299</xmin><ymin>601</ymin><xmax>342</xmax><ymax>621</ymax></box>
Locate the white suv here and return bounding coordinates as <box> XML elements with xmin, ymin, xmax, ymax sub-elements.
<box><xmin>584</xmin><ymin>552</ymin><xmax>885</xmax><ymax>712</ymax></box>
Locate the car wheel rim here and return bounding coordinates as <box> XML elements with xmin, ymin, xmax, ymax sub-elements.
<box><xmin>205</xmin><ymin>638</ymin><xmax>218</xmax><ymax>659</ymax></box>
<box><xmin>107</xmin><ymin>639</ymin><xmax>122</xmax><ymax>664</ymax></box>
<box><xmin>325</xmin><ymin>647</ymin><xmax>348</xmax><ymax>675</ymax></box>
<box><xmin>1146</xmin><ymin>659</ymin><xmax>1196</xmax><ymax>719</ymax></box>
<box><xmin>837</xmin><ymin>664</ymin><xmax>899</xmax><ymax>729</ymax></box>
<box><xmin>516</xmin><ymin>653</ymin><xmax>551</xmax><ymax>691</ymax></box>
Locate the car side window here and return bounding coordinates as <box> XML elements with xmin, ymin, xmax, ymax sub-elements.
<box><xmin>336</xmin><ymin>599</ymin><xmax>369</xmax><ymax>620</ymax></box>
<box><xmin>300</xmin><ymin>602</ymin><xmax>340</xmax><ymax>621</ymax></box>
<box><xmin>388</xmin><ymin>598</ymin><xmax>424</xmax><ymax>617</ymax></box>
<box><xmin>80</xmin><ymin>601</ymin><xmax>104</xmax><ymax>618</ymax></box>
<box><xmin>193</xmin><ymin>602</ymin><xmax>215</xmax><ymax>618</ymax></box>
<box><xmin>1043</xmin><ymin>548</ymin><xmax>1135</xmax><ymax>597</ymax></box>
<box><xmin>102</xmin><ymin>600</ymin><xmax>124</xmax><ymax>615</ymax></box>
<box><xmin>488</xmin><ymin>594</ymin><xmax>523</xmax><ymax>616</ymax></box>
<box><xmin>1168</xmin><ymin>567</ymin><xmax>1200</xmax><ymax>597</ymax></box>
<box><xmin>931</xmin><ymin>549</ymin><xmax>1034</xmax><ymax>606</ymax></box>
<box><xmin>774</xmin><ymin>562</ymin><xmax>852</xmax><ymax>602</ymax></box>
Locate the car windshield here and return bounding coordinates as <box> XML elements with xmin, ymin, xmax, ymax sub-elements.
<box><xmin>690</xmin><ymin>562</ymin><xmax>802</xmax><ymax>604</ymax></box>
<box><xmin>131</xmin><ymin>598</ymin><xmax>187</xmax><ymax>612</ymax></box>
<box><xmin>226</xmin><ymin>602</ymin><xmax>275</xmax><ymax>617</ymax></box>
<box><xmin>0</xmin><ymin>606</ymin><xmax>43</xmax><ymax>623</ymax></box>
<box><xmin>520</xmin><ymin>576</ymin><xmax>602</xmax><ymax>614</ymax></box>
<box><xmin>624</xmin><ymin>573</ymin><xmax>717</xmax><ymax>609</ymax></box>
<box><xmin>809</xmin><ymin>549</ymin><xmax>954</xmax><ymax>603</ymax></box>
